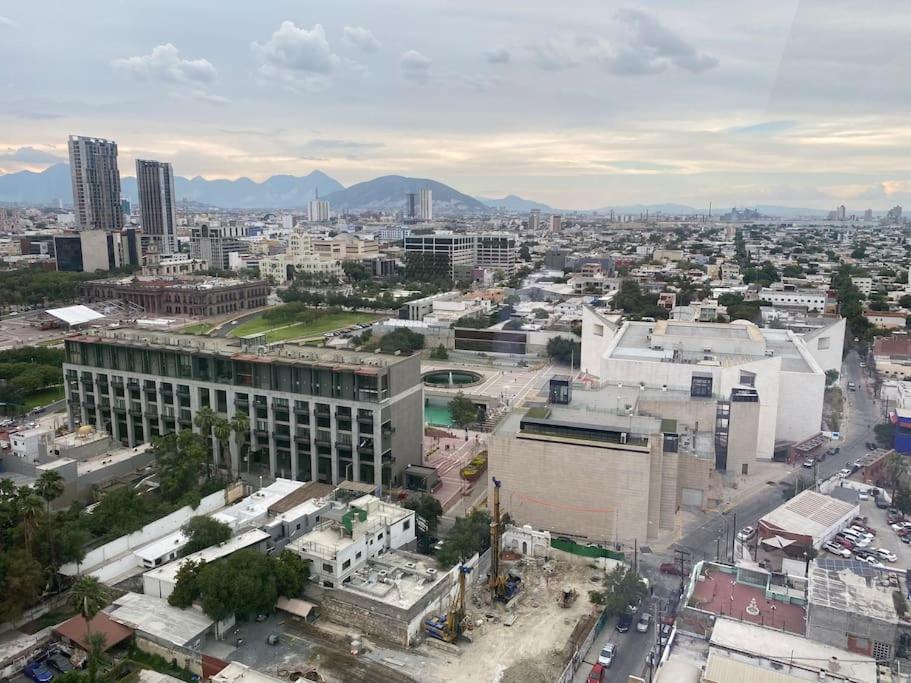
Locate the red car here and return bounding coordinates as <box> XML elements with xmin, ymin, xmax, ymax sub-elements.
<box><xmin>835</xmin><ymin>536</ymin><xmax>855</xmax><ymax>550</ymax></box>
<box><xmin>660</xmin><ymin>563</ymin><xmax>684</xmax><ymax>575</ymax></box>
<box><xmin>587</xmin><ymin>663</ymin><xmax>606</xmax><ymax>683</ymax></box>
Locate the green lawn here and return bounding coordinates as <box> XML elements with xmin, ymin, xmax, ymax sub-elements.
<box><xmin>22</xmin><ymin>385</ymin><xmax>65</xmax><ymax>411</ymax></box>
<box><xmin>180</xmin><ymin>322</ymin><xmax>214</xmax><ymax>335</ymax></box>
<box><xmin>231</xmin><ymin>311</ymin><xmax>381</xmax><ymax>342</ymax></box>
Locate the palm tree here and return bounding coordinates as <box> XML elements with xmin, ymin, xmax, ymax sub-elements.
<box><xmin>212</xmin><ymin>417</ymin><xmax>231</xmax><ymax>474</ymax></box>
<box><xmin>86</xmin><ymin>631</ymin><xmax>107</xmax><ymax>683</ymax></box>
<box><xmin>69</xmin><ymin>575</ymin><xmax>109</xmax><ymax>658</ymax></box>
<box><xmin>34</xmin><ymin>471</ymin><xmax>65</xmax><ymax>588</ymax></box>
<box><xmin>887</xmin><ymin>453</ymin><xmax>909</xmax><ymax>501</ymax></box>
<box><xmin>19</xmin><ymin>492</ymin><xmax>44</xmax><ymax>555</ymax></box>
<box><xmin>230</xmin><ymin>411</ymin><xmax>250</xmax><ymax>478</ymax></box>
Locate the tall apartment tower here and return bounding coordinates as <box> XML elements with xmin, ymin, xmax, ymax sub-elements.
<box><xmin>549</xmin><ymin>214</ymin><xmax>562</xmax><ymax>232</ymax></box>
<box><xmin>528</xmin><ymin>209</ymin><xmax>541</xmax><ymax>231</ymax></box>
<box><xmin>68</xmin><ymin>135</ymin><xmax>124</xmax><ymax>231</ymax></box>
<box><xmin>135</xmin><ymin>159</ymin><xmax>177</xmax><ymax>254</ymax></box>
<box><xmin>405</xmin><ymin>193</ymin><xmax>417</xmax><ymax>221</ymax></box>
<box><xmin>308</xmin><ymin>199</ymin><xmax>330</xmax><ymax>222</ymax></box>
<box><xmin>419</xmin><ymin>188</ymin><xmax>433</xmax><ymax>221</ymax></box>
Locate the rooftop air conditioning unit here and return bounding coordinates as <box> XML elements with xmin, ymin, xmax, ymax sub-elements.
<box><xmin>426</xmin><ymin>568</ymin><xmax>437</xmax><ymax>575</ymax></box>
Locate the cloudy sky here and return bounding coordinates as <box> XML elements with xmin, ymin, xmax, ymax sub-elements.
<box><xmin>0</xmin><ymin>0</ymin><xmax>908</xmax><ymax>210</ymax></box>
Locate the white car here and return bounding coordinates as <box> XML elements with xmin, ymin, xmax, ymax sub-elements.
<box><xmin>876</xmin><ymin>548</ymin><xmax>898</xmax><ymax>563</ymax></box>
<box><xmin>598</xmin><ymin>644</ymin><xmax>616</xmax><ymax>667</ymax></box>
<box><xmin>737</xmin><ymin>526</ymin><xmax>756</xmax><ymax>542</ymax></box>
<box><xmin>859</xmin><ymin>555</ymin><xmax>885</xmax><ymax>568</ymax></box>
<box><xmin>858</xmin><ymin>491</ymin><xmax>870</xmax><ymax>501</ymax></box>
<box><xmin>837</xmin><ymin>468</ymin><xmax>852</xmax><ymax>478</ymax></box>
<box><xmin>636</xmin><ymin>613</ymin><xmax>652</xmax><ymax>633</ymax></box>
<box><xmin>825</xmin><ymin>542</ymin><xmax>851</xmax><ymax>558</ymax></box>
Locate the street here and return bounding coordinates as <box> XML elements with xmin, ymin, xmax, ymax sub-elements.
<box><xmin>572</xmin><ymin>348</ymin><xmax>880</xmax><ymax>682</ymax></box>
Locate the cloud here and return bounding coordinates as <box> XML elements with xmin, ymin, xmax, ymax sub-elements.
<box><xmin>528</xmin><ymin>38</ymin><xmax>580</xmax><ymax>71</ymax></box>
<box><xmin>601</xmin><ymin>9</ymin><xmax>719</xmax><ymax>75</ymax></box>
<box><xmin>295</xmin><ymin>138</ymin><xmax>384</xmax><ymax>160</ymax></box>
<box><xmin>726</xmin><ymin>121</ymin><xmax>795</xmax><ymax>135</ymax></box>
<box><xmin>400</xmin><ymin>50</ymin><xmax>432</xmax><ymax>83</ymax></box>
<box><xmin>343</xmin><ymin>26</ymin><xmax>380</xmax><ymax>53</ymax></box>
<box><xmin>0</xmin><ymin>15</ymin><xmax>16</xmax><ymax>28</ymax></box>
<box><xmin>252</xmin><ymin>22</ymin><xmax>339</xmax><ymax>86</ymax></box>
<box><xmin>188</xmin><ymin>90</ymin><xmax>230</xmax><ymax>105</ymax></box>
<box><xmin>112</xmin><ymin>44</ymin><xmax>217</xmax><ymax>84</ymax></box>
<box><xmin>0</xmin><ymin>146</ymin><xmax>64</xmax><ymax>163</ymax></box>
<box><xmin>484</xmin><ymin>47</ymin><xmax>510</xmax><ymax>64</ymax></box>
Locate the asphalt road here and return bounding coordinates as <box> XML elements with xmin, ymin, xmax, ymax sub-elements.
<box><xmin>573</xmin><ymin>349</ymin><xmax>880</xmax><ymax>683</ymax></box>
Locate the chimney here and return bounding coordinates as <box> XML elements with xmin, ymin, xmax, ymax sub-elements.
<box><xmin>828</xmin><ymin>656</ymin><xmax>840</xmax><ymax>672</ymax></box>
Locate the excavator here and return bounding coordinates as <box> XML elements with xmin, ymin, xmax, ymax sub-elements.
<box><xmin>424</xmin><ymin>565</ymin><xmax>472</xmax><ymax>643</ymax></box>
<box><xmin>489</xmin><ymin>477</ymin><xmax>521</xmax><ymax>603</ymax></box>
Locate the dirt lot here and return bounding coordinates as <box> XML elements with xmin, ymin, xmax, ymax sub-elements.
<box><xmin>415</xmin><ymin>556</ymin><xmax>600</xmax><ymax>683</ymax></box>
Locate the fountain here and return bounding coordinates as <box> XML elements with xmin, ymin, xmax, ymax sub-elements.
<box><xmin>422</xmin><ymin>369</ymin><xmax>483</xmax><ymax>388</ymax></box>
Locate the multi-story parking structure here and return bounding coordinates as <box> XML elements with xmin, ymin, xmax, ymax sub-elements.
<box><xmin>63</xmin><ymin>329</ymin><xmax>423</xmax><ymax>491</ymax></box>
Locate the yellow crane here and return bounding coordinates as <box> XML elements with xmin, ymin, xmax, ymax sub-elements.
<box><xmin>489</xmin><ymin>477</ymin><xmax>521</xmax><ymax>602</ymax></box>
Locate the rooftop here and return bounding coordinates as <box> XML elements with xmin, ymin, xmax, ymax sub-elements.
<box><xmin>212</xmin><ymin>478</ymin><xmax>304</xmax><ymax>530</ymax></box>
<box><xmin>86</xmin><ymin>274</ymin><xmax>256</xmax><ymax>290</ymax></box>
<box><xmin>808</xmin><ymin>560</ymin><xmax>908</xmax><ymax>624</ymax></box>
<box><xmin>107</xmin><ymin>592</ymin><xmax>213</xmax><ymax>647</ymax></box>
<box><xmin>67</xmin><ymin>328</ymin><xmax>408</xmax><ymax>370</ymax></box>
<box><xmin>341</xmin><ymin>550</ymin><xmax>446</xmax><ymax>609</ymax></box>
<box><xmin>211</xmin><ymin>662</ymin><xmax>283</xmax><ymax>683</ymax></box>
<box><xmin>709</xmin><ymin>618</ymin><xmax>877</xmax><ymax>683</ymax></box>
<box><xmin>144</xmin><ymin>529</ymin><xmax>271</xmax><ymax>586</ymax></box>
<box><xmin>760</xmin><ymin>490</ymin><xmax>858</xmax><ymax>541</ymax></box>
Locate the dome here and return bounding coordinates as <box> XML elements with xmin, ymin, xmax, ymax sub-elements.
<box><xmin>77</xmin><ymin>425</ymin><xmax>95</xmax><ymax>436</ymax></box>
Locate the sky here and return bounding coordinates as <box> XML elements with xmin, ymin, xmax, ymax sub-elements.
<box><xmin>0</xmin><ymin>0</ymin><xmax>909</xmax><ymax>211</ymax></box>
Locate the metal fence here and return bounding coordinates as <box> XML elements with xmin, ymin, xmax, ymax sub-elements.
<box><xmin>554</xmin><ymin>609</ymin><xmax>610</xmax><ymax>683</ymax></box>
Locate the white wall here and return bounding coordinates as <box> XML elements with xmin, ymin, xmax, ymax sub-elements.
<box><xmin>776</xmin><ymin>370</ymin><xmax>826</xmax><ymax>443</ymax></box>
<box><xmin>581</xmin><ymin>306</ymin><xmax>616</xmax><ymax>377</ymax></box>
<box><xmin>802</xmin><ymin>319</ymin><xmax>846</xmax><ymax>374</ymax></box>
<box><xmin>60</xmin><ymin>489</ymin><xmax>225</xmax><ymax>576</ymax></box>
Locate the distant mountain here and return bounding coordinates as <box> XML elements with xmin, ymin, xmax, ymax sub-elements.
<box><xmin>479</xmin><ymin>194</ymin><xmax>555</xmax><ymax>212</ymax></box>
<box><xmin>0</xmin><ymin>164</ymin><xmax>344</xmax><ymax>209</ymax></box>
<box><xmin>0</xmin><ymin>163</ymin><xmax>73</xmax><ymax>205</ymax></box>
<box><xmin>325</xmin><ymin>175</ymin><xmax>486</xmax><ymax>213</ymax></box>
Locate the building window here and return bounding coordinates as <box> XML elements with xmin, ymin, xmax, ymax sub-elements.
<box><xmin>873</xmin><ymin>641</ymin><xmax>892</xmax><ymax>661</ymax></box>
<box><xmin>378</xmin><ymin>532</ymin><xmax>384</xmax><ymax>540</ymax></box>
<box><xmin>817</xmin><ymin>336</ymin><xmax>830</xmax><ymax>350</ymax></box>
<box><xmin>403</xmin><ymin>519</ymin><xmax>411</xmax><ymax>531</ymax></box>
<box><xmin>593</xmin><ymin>324</ymin><xmax>604</xmax><ymax>337</ymax></box>
<box><xmin>342</xmin><ymin>559</ymin><xmax>351</xmax><ymax>570</ymax></box>
<box><xmin>739</xmin><ymin>371</ymin><xmax>756</xmax><ymax>387</ymax></box>
<box><xmin>322</xmin><ymin>563</ymin><xmax>333</xmax><ymax>573</ymax></box>
<box><xmin>690</xmin><ymin>374</ymin><xmax>713</xmax><ymax>398</ymax></box>
<box><xmin>355</xmin><ymin>551</ymin><xmax>362</xmax><ymax>560</ymax></box>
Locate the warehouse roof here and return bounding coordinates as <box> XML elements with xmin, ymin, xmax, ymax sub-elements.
<box><xmin>760</xmin><ymin>490</ymin><xmax>857</xmax><ymax>541</ymax></box>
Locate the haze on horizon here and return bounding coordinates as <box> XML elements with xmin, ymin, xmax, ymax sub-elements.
<box><xmin>0</xmin><ymin>0</ymin><xmax>908</xmax><ymax>211</ymax></box>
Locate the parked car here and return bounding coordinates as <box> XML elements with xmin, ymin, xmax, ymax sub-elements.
<box><xmin>659</xmin><ymin>562</ymin><xmax>683</xmax><ymax>575</ymax></box>
<box><xmin>848</xmin><ymin>382</ymin><xmax>856</xmax><ymax>391</ymax></box>
<box><xmin>858</xmin><ymin>491</ymin><xmax>870</xmax><ymax>501</ymax></box>
<box><xmin>24</xmin><ymin>661</ymin><xmax>54</xmax><ymax>683</ymax></box>
<box><xmin>837</xmin><ymin>468</ymin><xmax>852</xmax><ymax>478</ymax></box>
<box><xmin>47</xmin><ymin>654</ymin><xmax>72</xmax><ymax>674</ymax></box>
<box><xmin>598</xmin><ymin>644</ymin><xmax>617</xmax><ymax>667</ymax></box>
<box><xmin>859</xmin><ymin>555</ymin><xmax>885</xmax><ymax>568</ymax></box>
<box><xmin>888</xmin><ymin>512</ymin><xmax>905</xmax><ymax>524</ymax></box>
<box><xmin>737</xmin><ymin>526</ymin><xmax>756</xmax><ymax>542</ymax></box>
<box><xmin>876</xmin><ymin>497</ymin><xmax>890</xmax><ymax>509</ymax></box>
<box><xmin>802</xmin><ymin>458</ymin><xmax>816</xmax><ymax>468</ymax></box>
<box><xmin>824</xmin><ymin>541</ymin><xmax>851</xmax><ymax>557</ymax></box>
<box><xmin>587</xmin><ymin>663</ymin><xmax>606</xmax><ymax>683</ymax></box>
<box><xmin>617</xmin><ymin>613</ymin><xmax>633</xmax><ymax>632</ymax></box>
<box><xmin>658</xmin><ymin>624</ymin><xmax>673</xmax><ymax>647</ymax></box>
<box><xmin>637</xmin><ymin>613</ymin><xmax>652</xmax><ymax>633</ymax></box>
<box><xmin>876</xmin><ymin>548</ymin><xmax>898</xmax><ymax>563</ymax></box>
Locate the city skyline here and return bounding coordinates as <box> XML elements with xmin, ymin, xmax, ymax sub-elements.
<box><xmin>1</xmin><ymin>1</ymin><xmax>910</xmax><ymax>209</ymax></box>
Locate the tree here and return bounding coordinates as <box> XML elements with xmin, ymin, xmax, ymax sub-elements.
<box><xmin>181</xmin><ymin>516</ymin><xmax>232</xmax><ymax>555</ymax></box>
<box><xmin>430</xmin><ymin>345</ymin><xmax>449</xmax><ymax>360</ymax></box>
<box><xmin>592</xmin><ymin>566</ymin><xmax>648</xmax><ymax>617</ymax></box>
<box><xmin>851</xmin><ymin>244</ymin><xmax>867</xmax><ymax>259</ymax></box>
<box><xmin>378</xmin><ymin>328</ymin><xmax>425</xmax><ymax>354</ymax></box>
<box><xmin>436</xmin><ymin>509</ymin><xmax>491</xmax><ymax>567</ymax></box>
<box><xmin>0</xmin><ymin>549</ymin><xmax>45</xmax><ymax>621</ymax></box>
<box><xmin>69</xmin><ymin>575</ymin><xmax>109</xmax><ymax>654</ymax></box>
<box><xmin>154</xmin><ymin>431</ymin><xmax>209</xmax><ymax>503</ymax></box>
<box><xmin>546</xmin><ymin>336</ymin><xmax>581</xmax><ymax>367</ymax></box>
<box><xmin>519</xmin><ymin>244</ymin><xmax>531</xmax><ymax>261</ymax></box>
<box><xmin>230</xmin><ymin>412</ymin><xmax>250</xmax><ymax>477</ymax></box>
<box><xmin>825</xmin><ymin>369</ymin><xmax>840</xmax><ymax>387</ymax></box>
<box><xmin>448</xmin><ymin>393</ymin><xmax>478</xmax><ymax>427</ymax></box>
<box><xmin>18</xmin><ymin>492</ymin><xmax>44</xmax><ymax>555</ymax></box>
<box><xmin>404</xmin><ymin>494</ymin><xmax>444</xmax><ymax>551</ymax></box>
<box><xmin>168</xmin><ymin>559</ymin><xmax>203</xmax><ymax>608</ymax></box>
<box><xmin>34</xmin><ymin>470</ymin><xmax>65</xmax><ymax>585</ymax></box>
<box><xmin>194</xmin><ymin>406</ymin><xmax>217</xmax><ymax>469</ymax></box>
<box><xmin>532</xmin><ymin>308</ymin><xmax>549</xmax><ymax>319</ymax></box>
<box><xmin>212</xmin><ymin>417</ymin><xmax>232</xmax><ymax>473</ymax></box>
<box><xmin>900</xmin><ymin>295</ymin><xmax>911</xmax><ymax>309</ymax></box>
<box><xmin>273</xmin><ymin>550</ymin><xmax>310</xmax><ymax>597</ymax></box>
<box><xmin>885</xmin><ymin>453</ymin><xmax>909</xmax><ymax>501</ymax></box>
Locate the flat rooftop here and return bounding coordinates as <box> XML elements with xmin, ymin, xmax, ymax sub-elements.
<box><xmin>134</xmin><ymin>530</ymin><xmax>187</xmax><ymax>563</ymax></box>
<box><xmin>211</xmin><ymin>478</ymin><xmax>305</xmax><ymax>529</ymax></box>
<box><xmin>144</xmin><ymin>528</ymin><xmax>270</xmax><ymax>585</ymax></box>
<box><xmin>76</xmin><ymin>441</ymin><xmax>154</xmax><ymax>476</ymax></box>
<box><xmin>67</xmin><ymin>328</ymin><xmax>407</xmax><ymax>370</ymax></box>
<box><xmin>808</xmin><ymin>560</ymin><xmax>908</xmax><ymax>624</ymax></box>
<box><xmin>760</xmin><ymin>490</ymin><xmax>857</xmax><ymax>540</ymax></box>
<box><xmin>341</xmin><ymin>550</ymin><xmax>446</xmax><ymax>610</ymax></box>
<box><xmin>107</xmin><ymin>592</ymin><xmax>213</xmax><ymax>647</ymax></box>
<box><xmin>709</xmin><ymin>618</ymin><xmax>877</xmax><ymax>683</ymax></box>
<box><xmin>87</xmin><ymin>275</ymin><xmax>255</xmax><ymax>290</ymax></box>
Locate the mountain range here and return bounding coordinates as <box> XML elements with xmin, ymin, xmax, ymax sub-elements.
<box><xmin>324</xmin><ymin>175</ymin><xmax>486</xmax><ymax>213</ymax></box>
<box><xmin>479</xmin><ymin>194</ymin><xmax>556</xmax><ymax>212</ymax></box>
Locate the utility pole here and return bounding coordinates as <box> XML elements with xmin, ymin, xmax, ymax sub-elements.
<box><xmin>731</xmin><ymin>512</ymin><xmax>737</xmax><ymax>562</ymax></box>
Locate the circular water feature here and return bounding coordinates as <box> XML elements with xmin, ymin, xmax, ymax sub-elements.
<box><xmin>422</xmin><ymin>369</ymin><xmax>483</xmax><ymax>388</ymax></box>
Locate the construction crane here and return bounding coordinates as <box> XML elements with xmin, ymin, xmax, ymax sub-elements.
<box><xmin>489</xmin><ymin>477</ymin><xmax>521</xmax><ymax>602</ymax></box>
<box><xmin>424</xmin><ymin>565</ymin><xmax>472</xmax><ymax>643</ymax></box>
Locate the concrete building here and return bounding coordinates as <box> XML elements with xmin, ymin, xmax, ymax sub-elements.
<box><xmin>864</xmin><ymin>310</ymin><xmax>907</xmax><ymax>330</ymax></box>
<box><xmin>307</xmin><ymin>199</ymin><xmax>330</xmax><ymax>223</ymax></box>
<box><xmin>581</xmin><ymin>306</ymin><xmax>846</xmax><ymax>462</ymax></box>
<box><xmin>140</xmin><ymin>250</ymin><xmax>208</xmax><ymax>277</ymax></box>
<box><xmin>142</xmin><ymin>529</ymin><xmax>271</xmax><ymax>599</ymax></box>
<box><xmin>528</xmin><ymin>209</ymin><xmax>541</xmax><ymax>231</ymax></box>
<box><xmin>258</xmin><ymin>231</ymin><xmax>343</xmax><ymax>284</ymax></box>
<box><xmin>68</xmin><ymin>135</ymin><xmax>124</xmax><ymax>231</ymax></box>
<box><xmin>488</xmin><ymin>390</ymin><xmax>717</xmax><ymax>543</ymax></box>
<box><xmin>851</xmin><ymin>276</ymin><xmax>873</xmax><ymax>297</ymax></box>
<box><xmin>135</xmin><ymin>159</ymin><xmax>177</xmax><ymax>254</ymax></box>
<box><xmin>475</xmin><ymin>233</ymin><xmax>518</xmax><ymax>277</ymax></box>
<box><xmin>312</xmin><ymin>234</ymin><xmax>379</xmax><ymax>261</ymax></box>
<box><xmin>549</xmin><ymin>214</ymin><xmax>562</xmax><ymax>232</ymax></box>
<box><xmin>189</xmin><ymin>224</ymin><xmax>248</xmax><ymax>270</ymax></box>
<box><xmin>806</xmin><ymin>561</ymin><xmax>911</xmax><ymax>662</ymax></box>
<box><xmin>288</xmin><ymin>493</ymin><xmax>415</xmax><ymax>587</ymax></box>
<box><xmin>419</xmin><ymin>188</ymin><xmax>433</xmax><ymax>221</ymax></box>
<box><xmin>758</xmin><ymin>490</ymin><xmax>858</xmax><ymax>551</ymax></box>
<box><xmin>399</xmin><ymin>291</ymin><xmax>461</xmax><ymax>321</ymax></box>
<box><xmin>54</xmin><ymin>229</ymin><xmax>142</xmax><ymax>273</ymax></box>
<box><xmin>79</xmin><ymin>275</ymin><xmax>268</xmax><ymax>317</ymax></box>
<box><xmin>759</xmin><ymin>285</ymin><xmax>830</xmax><ymax>312</ymax></box>
<box><xmin>63</xmin><ymin>328</ymin><xmax>424</xmax><ymax>489</ymax></box>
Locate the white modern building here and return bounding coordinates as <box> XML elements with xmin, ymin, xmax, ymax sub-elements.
<box><xmin>581</xmin><ymin>306</ymin><xmax>846</xmax><ymax>461</ymax></box>
<box><xmin>759</xmin><ymin>285</ymin><xmax>829</xmax><ymax>312</ymax></box>
<box><xmin>308</xmin><ymin>199</ymin><xmax>330</xmax><ymax>223</ymax></box>
<box><xmin>258</xmin><ymin>230</ymin><xmax>343</xmax><ymax>284</ymax></box>
<box><xmin>419</xmin><ymin>188</ymin><xmax>432</xmax><ymax>221</ymax></box>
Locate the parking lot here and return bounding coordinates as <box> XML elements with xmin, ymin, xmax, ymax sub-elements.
<box><xmin>850</xmin><ymin>498</ymin><xmax>911</xmax><ymax>569</ymax></box>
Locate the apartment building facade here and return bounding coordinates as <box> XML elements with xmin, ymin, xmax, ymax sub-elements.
<box><xmin>62</xmin><ymin>330</ymin><xmax>424</xmax><ymax>490</ymax></box>
<box><xmin>404</xmin><ymin>232</ymin><xmax>517</xmax><ymax>281</ymax></box>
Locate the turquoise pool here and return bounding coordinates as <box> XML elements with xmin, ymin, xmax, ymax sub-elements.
<box><xmin>424</xmin><ymin>401</ymin><xmax>454</xmax><ymax>426</ymax></box>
